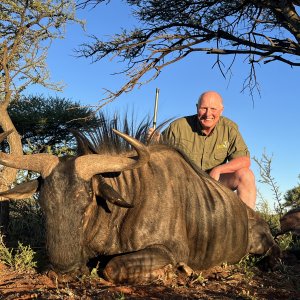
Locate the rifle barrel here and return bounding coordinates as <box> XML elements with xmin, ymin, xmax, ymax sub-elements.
<box><xmin>153</xmin><ymin>88</ymin><xmax>159</xmax><ymax>129</ymax></box>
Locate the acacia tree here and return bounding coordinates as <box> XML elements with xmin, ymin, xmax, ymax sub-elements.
<box><xmin>7</xmin><ymin>95</ymin><xmax>100</xmax><ymax>152</ymax></box>
<box><xmin>283</xmin><ymin>175</ymin><xmax>300</xmax><ymax>209</ymax></box>
<box><xmin>0</xmin><ymin>0</ymin><xmax>80</xmax><ymax>230</ymax></box>
<box><xmin>77</xmin><ymin>0</ymin><xmax>300</xmax><ymax>104</ymax></box>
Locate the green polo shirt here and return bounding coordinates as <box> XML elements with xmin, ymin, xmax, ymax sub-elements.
<box><xmin>162</xmin><ymin>115</ymin><xmax>249</xmax><ymax>171</ymax></box>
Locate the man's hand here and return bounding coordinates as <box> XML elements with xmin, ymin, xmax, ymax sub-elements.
<box><xmin>147</xmin><ymin>127</ymin><xmax>161</xmax><ymax>142</ymax></box>
<box><xmin>209</xmin><ymin>167</ymin><xmax>221</xmax><ymax>181</ymax></box>
<box><xmin>209</xmin><ymin>156</ymin><xmax>251</xmax><ymax>181</ymax></box>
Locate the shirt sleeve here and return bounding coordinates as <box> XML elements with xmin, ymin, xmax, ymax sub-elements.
<box><xmin>162</xmin><ymin>125</ymin><xmax>172</xmax><ymax>141</ymax></box>
<box><xmin>162</xmin><ymin>123</ymin><xmax>178</xmax><ymax>145</ymax></box>
<box><xmin>227</xmin><ymin>127</ymin><xmax>250</xmax><ymax>160</ymax></box>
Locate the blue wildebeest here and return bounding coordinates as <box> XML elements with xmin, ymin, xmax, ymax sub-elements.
<box><xmin>278</xmin><ymin>208</ymin><xmax>300</xmax><ymax>236</ymax></box>
<box><xmin>0</xmin><ymin>129</ymin><xmax>280</xmax><ymax>283</ymax></box>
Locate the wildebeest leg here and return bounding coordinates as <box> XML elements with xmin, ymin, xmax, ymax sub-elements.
<box><xmin>103</xmin><ymin>245</ymin><xmax>177</xmax><ymax>283</ymax></box>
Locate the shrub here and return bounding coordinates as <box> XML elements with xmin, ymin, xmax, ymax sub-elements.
<box><xmin>0</xmin><ymin>234</ymin><xmax>37</xmax><ymax>271</ymax></box>
<box><xmin>7</xmin><ymin>198</ymin><xmax>45</xmax><ymax>248</ymax></box>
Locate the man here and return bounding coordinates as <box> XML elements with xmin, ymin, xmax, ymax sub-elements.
<box><xmin>149</xmin><ymin>91</ymin><xmax>256</xmax><ymax>209</ymax></box>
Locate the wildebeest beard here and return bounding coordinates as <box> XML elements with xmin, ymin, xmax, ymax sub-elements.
<box><xmin>38</xmin><ymin>156</ymin><xmax>94</xmax><ymax>273</ymax></box>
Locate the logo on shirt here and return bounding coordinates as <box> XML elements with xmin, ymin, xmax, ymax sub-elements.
<box><xmin>216</xmin><ymin>141</ymin><xmax>229</xmax><ymax>150</ymax></box>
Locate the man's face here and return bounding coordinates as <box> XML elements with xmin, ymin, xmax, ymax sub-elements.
<box><xmin>197</xmin><ymin>93</ymin><xmax>223</xmax><ymax>131</ymax></box>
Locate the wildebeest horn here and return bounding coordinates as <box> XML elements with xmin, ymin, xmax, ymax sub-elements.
<box><xmin>0</xmin><ymin>152</ymin><xmax>59</xmax><ymax>178</ymax></box>
<box><xmin>0</xmin><ymin>130</ymin><xmax>14</xmax><ymax>143</ymax></box>
<box><xmin>0</xmin><ymin>130</ymin><xmax>59</xmax><ymax>178</ymax></box>
<box><xmin>75</xmin><ymin>129</ymin><xmax>150</xmax><ymax>180</ymax></box>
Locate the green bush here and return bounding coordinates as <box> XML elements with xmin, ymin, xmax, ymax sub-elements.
<box><xmin>0</xmin><ymin>234</ymin><xmax>37</xmax><ymax>271</ymax></box>
<box><xmin>7</xmin><ymin>198</ymin><xmax>45</xmax><ymax>248</ymax></box>
<box><xmin>256</xmin><ymin>198</ymin><xmax>280</xmax><ymax>236</ymax></box>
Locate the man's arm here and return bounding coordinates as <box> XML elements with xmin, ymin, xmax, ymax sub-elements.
<box><xmin>209</xmin><ymin>156</ymin><xmax>251</xmax><ymax>181</ymax></box>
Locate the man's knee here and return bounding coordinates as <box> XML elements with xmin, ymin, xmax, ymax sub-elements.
<box><xmin>219</xmin><ymin>168</ymin><xmax>256</xmax><ymax>192</ymax></box>
<box><xmin>235</xmin><ymin>168</ymin><xmax>256</xmax><ymax>209</ymax></box>
<box><xmin>235</xmin><ymin>168</ymin><xmax>255</xmax><ymax>186</ymax></box>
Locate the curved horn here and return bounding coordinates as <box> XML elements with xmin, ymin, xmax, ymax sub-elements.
<box><xmin>75</xmin><ymin>129</ymin><xmax>150</xmax><ymax>180</ymax></box>
<box><xmin>0</xmin><ymin>130</ymin><xmax>14</xmax><ymax>143</ymax></box>
<box><xmin>0</xmin><ymin>152</ymin><xmax>59</xmax><ymax>178</ymax></box>
<box><xmin>0</xmin><ymin>129</ymin><xmax>59</xmax><ymax>177</ymax></box>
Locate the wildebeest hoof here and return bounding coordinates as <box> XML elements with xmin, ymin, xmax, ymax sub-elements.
<box><xmin>176</xmin><ymin>262</ymin><xmax>194</xmax><ymax>276</ymax></box>
<box><xmin>46</xmin><ymin>266</ymin><xmax>89</xmax><ymax>283</ymax></box>
<box><xmin>46</xmin><ymin>269</ymin><xmax>75</xmax><ymax>283</ymax></box>
<box><xmin>103</xmin><ymin>263</ymin><xmax>176</xmax><ymax>284</ymax></box>
<box><xmin>153</xmin><ymin>263</ymin><xmax>176</xmax><ymax>281</ymax></box>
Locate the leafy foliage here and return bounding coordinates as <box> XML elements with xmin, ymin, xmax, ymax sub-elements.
<box><xmin>7</xmin><ymin>198</ymin><xmax>45</xmax><ymax>249</ymax></box>
<box><xmin>0</xmin><ymin>0</ymin><xmax>80</xmax><ymax>99</ymax></box>
<box><xmin>254</xmin><ymin>152</ymin><xmax>300</xmax><ymax>212</ymax></box>
<box><xmin>254</xmin><ymin>152</ymin><xmax>299</xmax><ymax>254</ymax></box>
<box><xmin>283</xmin><ymin>176</ymin><xmax>300</xmax><ymax>209</ymax></box>
<box><xmin>256</xmin><ymin>197</ymin><xmax>281</xmax><ymax>236</ymax></box>
<box><xmin>253</xmin><ymin>152</ymin><xmax>284</xmax><ymax>215</ymax></box>
<box><xmin>0</xmin><ymin>234</ymin><xmax>37</xmax><ymax>271</ymax></box>
<box><xmin>7</xmin><ymin>95</ymin><xmax>100</xmax><ymax>152</ymax></box>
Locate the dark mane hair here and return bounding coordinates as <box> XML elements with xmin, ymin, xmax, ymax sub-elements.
<box><xmin>73</xmin><ymin>111</ymin><xmax>152</xmax><ymax>156</ymax></box>
<box><xmin>72</xmin><ymin>111</ymin><xmax>174</xmax><ymax>156</ymax></box>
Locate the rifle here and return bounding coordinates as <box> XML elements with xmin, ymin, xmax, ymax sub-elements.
<box><xmin>152</xmin><ymin>88</ymin><xmax>159</xmax><ymax>129</ymax></box>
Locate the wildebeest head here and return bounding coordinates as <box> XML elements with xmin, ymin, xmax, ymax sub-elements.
<box><xmin>0</xmin><ymin>129</ymin><xmax>150</xmax><ymax>274</ymax></box>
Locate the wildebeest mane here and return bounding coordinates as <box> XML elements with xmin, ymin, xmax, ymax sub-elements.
<box><xmin>74</xmin><ymin>112</ymin><xmax>174</xmax><ymax>156</ymax></box>
<box><xmin>74</xmin><ymin>112</ymin><xmax>152</xmax><ymax>156</ymax></box>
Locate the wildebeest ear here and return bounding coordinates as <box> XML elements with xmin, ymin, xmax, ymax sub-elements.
<box><xmin>0</xmin><ymin>179</ymin><xmax>39</xmax><ymax>200</ymax></box>
<box><xmin>92</xmin><ymin>176</ymin><xmax>134</xmax><ymax>208</ymax></box>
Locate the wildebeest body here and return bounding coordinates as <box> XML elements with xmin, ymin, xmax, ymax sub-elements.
<box><xmin>97</xmin><ymin>147</ymin><xmax>249</xmax><ymax>267</ymax></box>
<box><xmin>0</xmin><ymin>131</ymin><xmax>279</xmax><ymax>283</ymax></box>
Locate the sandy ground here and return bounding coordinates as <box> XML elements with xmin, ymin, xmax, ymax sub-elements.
<box><xmin>1</xmin><ymin>252</ymin><xmax>300</xmax><ymax>300</ymax></box>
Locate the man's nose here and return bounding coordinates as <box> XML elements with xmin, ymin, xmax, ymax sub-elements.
<box><xmin>205</xmin><ymin>108</ymin><xmax>211</xmax><ymax>115</ymax></box>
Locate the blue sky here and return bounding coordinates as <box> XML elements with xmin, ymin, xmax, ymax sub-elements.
<box><xmin>27</xmin><ymin>2</ymin><xmax>300</xmax><ymax>209</ymax></box>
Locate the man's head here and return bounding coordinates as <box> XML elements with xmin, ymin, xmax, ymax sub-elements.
<box><xmin>196</xmin><ymin>91</ymin><xmax>224</xmax><ymax>133</ymax></box>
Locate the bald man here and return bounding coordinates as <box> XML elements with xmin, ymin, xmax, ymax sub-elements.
<box><xmin>150</xmin><ymin>91</ymin><xmax>256</xmax><ymax>209</ymax></box>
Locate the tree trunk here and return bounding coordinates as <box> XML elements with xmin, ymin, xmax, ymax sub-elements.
<box><xmin>0</xmin><ymin>107</ymin><xmax>23</xmax><ymax>235</ymax></box>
